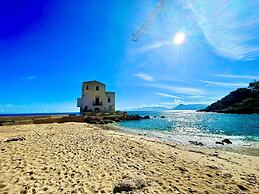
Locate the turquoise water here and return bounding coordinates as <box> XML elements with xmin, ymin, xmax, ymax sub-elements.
<box><xmin>115</xmin><ymin>111</ymin><xmax>259</xmax><ymax>147</ymax></box>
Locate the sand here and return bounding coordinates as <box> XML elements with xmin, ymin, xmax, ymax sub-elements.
<box><xmin>0</xmin><ymin>122</ymin><xmax>258</xmax><ymax>193</ymax></box>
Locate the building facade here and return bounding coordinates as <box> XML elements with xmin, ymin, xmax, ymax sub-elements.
<box><xmin>77</xmin><ymin>81</ymin><xmax>115</xmax><ymax>114</ymax></box>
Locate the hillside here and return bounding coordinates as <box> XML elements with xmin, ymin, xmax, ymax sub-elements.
<box><xmin>200</xmin><ymin>81</ymin><xmax>259</xmax><ymax>114</ymax></box>
<box><xmin>126</xmin><ymin>107</ymin><xmax>168</xmax><ymax>111</ymax></box>
<box><xmin>126</xmin><ymin>104</ymin><xmax>207</xmax><ymax>111</ymax></box>
<box><xmin>172</xmin><ymin>104</ymin><xmax>207</xmax><ymax>110</ymax></box>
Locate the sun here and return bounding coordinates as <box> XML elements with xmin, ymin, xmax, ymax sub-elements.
<box><xmin>173</xmin><ymin>32</ymin><xmax>186</xmax><ymax>45</ymax></box>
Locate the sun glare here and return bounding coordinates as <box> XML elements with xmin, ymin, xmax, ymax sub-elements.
<box><xmin>173</xmin><ymin>32</ymin><xmax>186</xmax><ymax>45</ymax></box>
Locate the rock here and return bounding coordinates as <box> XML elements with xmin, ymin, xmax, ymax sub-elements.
<box><xmin>222</xmin><ymin>173</ymin><xmax>232</xmax><ymax>179</ymax></box>
<box><xmin>189</xmin><ymin>141</ymin><xmax>204</xmax><ymax>146</ymax></box>
<box><xmin>210</xmin><ymin>152</ymin><xmax>219</xmax><ymax>157</ymax></box>
<box><xmin>3</xmin><ymin>136</ymin><xmax>25</xmax><ymax>142</ymax></box>
<box><xmin>104</xmin><ymin>120</ymin><xmax>113</xmax><ymax>124</ymax></box>
<box><xmin>189</xmin><ymin>149</ymin><xmax>204</xmax><ymax>154</ymax></box>
<box><xmin>135</xmin><ymin>115</ymin><xmax>143</xmax><ymax>120</ymax></box>
<box><xmin>85</xmin><ymin>114</ymin><xmax>147</xmax><ymax>124</ymax></box>
<box><xmin>89</xmin><ymin>120</ymin><xmax>98</xmax><ymax>124</ymax></box>
<box><xmin>222</xmin><ymin>139</ymin><xmax>232</xmax><ymax>144</ymax></box>
<box><xmin>113</xmin><ymin>178</ymin><xmax>146</xmax><ymax>193</ymax></box>
<box><xmin>127</xmin><ymin>115</ymin><xmax>142</xmax><ymax>121</ymax></box>
<box><xmin>206</xmin><ymin>165</ymin><xmax>220</xmax><ymax>170</ymax></box>
<box><xmin>161</xmin><ymin>116</ymin><xmax>166</xmax><ymax>118</ymax></box>
<box><xmin>215</xmin><ymin>141</ymin><xmax>224</xmax><ymax>145</ymax></box>
<box><xmin>99</xmin><ymin>120</ymin><xmax>106</xmax><ymax>124</ymax></box>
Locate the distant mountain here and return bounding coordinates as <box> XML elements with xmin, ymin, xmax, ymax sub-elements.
<box><xmin>126</xmin><ymin>104</ymin><xmax>208</xmax><ymax>111</ymax></box>
<box><xmin>126</xmin><ymin>106</ymin><xmax>168</xmax><ymax>111</ymax></box>
<box><xmin>200</xmin><ymin>81</ymin><xmax>259</xmax><ymax>114</ymax></box>
<box><xmin>171</xmin><ymin>104</ymin><xmax>208</xmax><ymax>110</ymax></box>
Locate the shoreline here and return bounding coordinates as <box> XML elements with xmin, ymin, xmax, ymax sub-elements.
<box><xmin>105</xmin><ymin>123</ymin><xmax>259</xmax><ymax>157</ymax></box>
<box><xmin>1</xmin><ymin>122</ymin><xmax>259</xmax><ymax>193</ymax></box>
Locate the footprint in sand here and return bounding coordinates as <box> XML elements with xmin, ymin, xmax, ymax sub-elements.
<box><xmin>0</xmin><ymin>183</ymin><xmax>7</xmax><ymax>189</ymax></box>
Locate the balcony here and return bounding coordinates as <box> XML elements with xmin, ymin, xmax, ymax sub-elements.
<box><xmin>93</xmin><ymin>101</ymin><xmax>102</xmax><ymax>106</ymax></box>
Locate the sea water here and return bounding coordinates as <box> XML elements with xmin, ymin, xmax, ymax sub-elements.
<box><xmin>115</xmin><ymin>110</ymin><xmax>259</xmax><ymax>148</ymax></box>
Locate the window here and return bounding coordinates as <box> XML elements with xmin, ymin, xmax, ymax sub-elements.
<box><xmin>86</xmin><ymin>86</ymin><xmax>89</xmax><ymax>90</ymax></box>
<box><xmin>96</xmin><ymin>86</ymin><xmax>99</xmax><ymax>91</ymax></box>
<box><xmin>108</xmin><ymin>97</ymin><xmax>111</xmax><ymax>103</ymax></box>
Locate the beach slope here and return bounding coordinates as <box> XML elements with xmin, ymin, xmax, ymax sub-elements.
<box><xmin>0</xmin><ymin>123</ymin><xmax>258</xmax><ymax>193</ymax></box>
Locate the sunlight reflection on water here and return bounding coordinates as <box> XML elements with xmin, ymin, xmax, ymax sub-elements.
<box><xmin>116</xmin><ymin>110</ymin><xmax>259</xmax><ymax>147</ymax></box>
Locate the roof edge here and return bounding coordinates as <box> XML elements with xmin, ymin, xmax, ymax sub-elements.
<box><xmin>82</xmin><ymin>80</ymin><xmax>105</xmax><ymax>85</ymax></box>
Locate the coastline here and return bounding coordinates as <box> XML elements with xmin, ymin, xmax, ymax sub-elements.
<box><xmin>1</xmin><ymin>122</ymin><xmax>259</xmax><ymax>193</ymax></box>
<box><xmin>108</xmin><ymin>124</ymin><xmax>259</xmax><ymax>157</ymax></box>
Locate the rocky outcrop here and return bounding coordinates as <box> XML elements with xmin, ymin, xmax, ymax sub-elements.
<box><xmin>189</xmin><ymin>141</ymin><xmax>204</xmax><ymax>146</ymax></box>
<box><xmin>222</xmin><ymin>138</ymin><xmax>232</xmax><ymax>144</ymax></box>
<box><xmin>143</xmin><ymin>115</ymin><xmax>150</xmax><ymax>119</ymax></box>
<box><xmin>0</xmin><ymin>113</ymin><xmax>150</xmax><ymax>126</ymax></box>
<box><xmin>215</xmin><ymin>139</ymin><xmax>232</xmax><ymax>145</ymax></box>
<box><xmin>199</xmin><ymin>81</ymin><xmax>259</xmax><ymax>114</ymax></box>
<box><xmin>84</xmin><ymin>114</ymin><xmax>150</xmax><ymax>124</ymax></box>
<box><xmin>2</xmin><ymin>136</ymin><xmax>25</xmax><ymax>142</ymax></box>
<box><xmin>113</xmin><ymin>178</ymin><xmax>147</xmax><ymax>193</ymax></box>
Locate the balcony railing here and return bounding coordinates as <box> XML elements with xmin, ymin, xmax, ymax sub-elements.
<box><xmin>93</xmin><ymin>101</ymin><xmax>102</xmax><ymax>106</ymax></box>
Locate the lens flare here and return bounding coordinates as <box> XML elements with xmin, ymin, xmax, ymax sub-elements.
<box><xmin>173</xmin><ymin>32</ymin><xmax>186</xmax><ymax>45</ymax></box>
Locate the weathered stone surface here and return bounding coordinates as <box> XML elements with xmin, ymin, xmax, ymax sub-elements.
<box><xmin>189</xmin><ymin>141</ymin><xmax>204</xmax><ymax>146</ymax></box>
<box><xmin>222</xmin><ymin>139</ymin><xmax>232</xmax><ymax>144</ymax></box>
<box><xmin>113</xmin><ymin>178</ymin><xmax>146</xmax><ymax>193</ymax></box>
<box><xmin>0</xmin><ymin>113</ymin><xmax>150</xmax><ymax>126</ymax></box>
<box><xmin>3</xmin><ymin>136</ymin><xmax>25</xmax><ymax>142</ymax></box>
<box><xmin>215</xmin><ymin>139</ymin><xmax>232</xmax><ymax>145</ymax></box>
<box><xmin>84</xmin><ymin>114</ymin><xmax>150</xmax><ymax>124</ymax></box>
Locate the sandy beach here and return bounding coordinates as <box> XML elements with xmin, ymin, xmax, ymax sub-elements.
<box><xmin>0</xmin><ymin>122</ymin><xmax>258</xmax><ymax>193</ymax></box>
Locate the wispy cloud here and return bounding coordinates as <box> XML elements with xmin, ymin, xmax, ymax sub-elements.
<box><xmin>129</xmin><ymin>40</ymin><xmax>171</xmax><ymax>54</ymax></box>
<box><xmin>20</xmin><ymin>75</ymin><xmax>37</xmax><ymax>80</ymax></box>
<box><xmin>187</xmin><ymin>95</ymin><xmax>205</xmax><ymax>99</ymax></box>
<box><xmin>202</xmin><ymin>80</ymin><xmax>247</xmax><ymax>88</ymax></box>
<box><xmin>154</xmin><ymin>92</ymin><xmax>182</xmax><ymax>99</ymax></box>
<box><xmin>214</xmin><ymin>73</ymin><xmax>258</xmax><ymax>80</ymax></box>
<box><xmin>186</xmin><ymin>1</ymin><xmax>259</xmax><ymax>60</ymax></box>
<box><xmin>145</xmin><ymin>83</ymin><xmax>205</xmax><ymax>95</ymax></box>
<box><xmin>160</xmin><ymin>99</ymin><xmax>183</xmax><ymax>105</ymax></box>
<box><xmin>134</xmin><ymin>73</ymin><xmax>154</xmax><ymax>82</ymax></box>
<box><xmin>138</xmin><ymin>104</ymin><xmax>165</xmax><ymax>108</ymax></box>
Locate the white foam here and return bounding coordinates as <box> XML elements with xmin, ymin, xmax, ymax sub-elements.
<box><xmin>117</xmin><ymin>125</ymin><xmax>259</xmax><ymax>149</ymax></box>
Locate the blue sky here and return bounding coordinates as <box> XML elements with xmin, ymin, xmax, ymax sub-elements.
<box><xmin>0</xmin><ymin>0</ymin><xmax>259</xmax><ymax>113</ymax></box>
